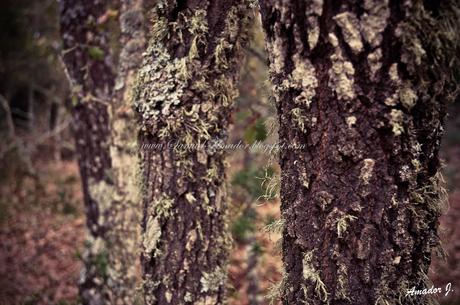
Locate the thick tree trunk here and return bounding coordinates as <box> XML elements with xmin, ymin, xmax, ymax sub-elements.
<box><xmin>60</xmin><ymin>1</ymin><xmax>145</xmax><ymax>304</ymax></box>
<box><xmin>133</xmin><ymin>1</ymin><xmax>250</xmax><ymax>304</ymax></box>
<box><xmin>260</xmin><ymin>1</ymin><xmax>457</xmax><ymax>304</ymax></box>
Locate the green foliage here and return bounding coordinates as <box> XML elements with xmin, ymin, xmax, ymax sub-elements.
<box><xmin>231</xmin><ymin>209</ymin><xmax>257</xmax><ymax>242</ymax></box>
<box><xmin>250</xmin><ymin>241</ymin><xmax>264</xmax><ymax>255</ymax></box>
<box><xmin>92</xmin><ymin>251</ymin><xmax>109</xmax><ymax>280</ymax></box>
<box><xmin>88</xmin><ymin>46</ymin><xmax>105</xmax><ymax>61</ymax></box>
<box><xmin>232</xmin><ymin>166</ymin><xmax>274</xmax><ymax>200</ymax></box>
<box><xmin>244</xmin><ymin>118</ymin><xmax>267</xmax><ymax>144</ymax></box>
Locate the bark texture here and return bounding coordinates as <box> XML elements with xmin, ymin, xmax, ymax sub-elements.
<box><xmin>259</xmin><ymin>0</ymin><xmax>458</xmax><ymax>304</ymax></box>
<box><xmin>60</xmin><ymin>1</ymin><xmax>146</xmax><ymax>304</ymax></box>
<box><xmin>133</xmin><ymin>1</ymin><xmax>251</xmax><ymax>304</ymax></box>
<box><xmin>106</xmin><ymin>0</ymin><xmax>146</xmax><ymax>303</ymax></box>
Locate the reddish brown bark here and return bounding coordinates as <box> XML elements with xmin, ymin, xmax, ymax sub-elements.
<box><xmin>260</xmin><ymin>0</ymin><xmax>456</xmax><ymax>304</ymax></box>
<box><xmin>133</xmin><ymin>1</ymin><xmax>251</xmax><ymax>304</ymax></box>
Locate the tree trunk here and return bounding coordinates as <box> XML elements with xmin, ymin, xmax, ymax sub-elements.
<box><xmin>60</xmin><ymin>1</ymin><xmax>145</xmax><ymax>304</ymax></box>
<box><xmin>260</xmin><ymin>0</ymin><xmax>458</xmax><ymax>304</ymax></box>
<box><xmin>246</xmin><ymin>237</ymin><xmax>261</xmax><ymax>305</ymax></box>
<box><xmin>133</xmin><ymin>1</ymin><xmax>250</xmax><ymax>304</ymax></box>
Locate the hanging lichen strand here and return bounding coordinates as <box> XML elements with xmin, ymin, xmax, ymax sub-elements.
<box><xmin>259</xmin><ymin>0</ymin><xmax>459</xmax><ymax>304</ymax></box>
<box><xmin>133</xmin><ymin>1</ymin><xmax>251</xmax><ymax>304</ymax></box>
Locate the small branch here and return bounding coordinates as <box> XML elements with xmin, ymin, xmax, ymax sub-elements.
<box><xmin>0</xmin><ymin>94</ymin><xmax>36</xmax><ymax>175</ymax></box>
<box><xmin>0</xmin><ymin>94</ymin><xmax>16</xmax><ymax>140</ymax></box>
<box><xmin>30</xmin><ymin>119</ymin><xmax>72</xmax><ymax>150</ymax></box>
<box><xmin>0</xmin><ymin>100</ymin><xmax>71</xmax><ymax>161</ymax></box>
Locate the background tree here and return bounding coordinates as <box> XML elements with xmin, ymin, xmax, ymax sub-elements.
<box><xmin>259</xmin><ymin>0</ymin><xmax>460</xmax><ymax>304</ymax></box>
<box><xmin>60</xmin><ymin>0</ymin><xmax>146</xmax><ymax>304</ymax></box>
<box><xmin>0</xmin><ymin>0</ymin><xmax>69</xmax><ymax>175</ymax></box>
<box><xmin>133</xmin><ymin>0</ymin><xmax>251</xmax><ymax>304</ymax></box>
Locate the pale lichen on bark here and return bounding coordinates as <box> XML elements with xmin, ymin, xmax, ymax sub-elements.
<box><xmin>134</xmin><ymin>1</ymin><xmax>251</xmax><ymax>304</ymax></box>
<box><xmin>360</xmin><ymin>0</ymin><xmax>390</xmax><ymax>47</ymax></box>
<box><xmin>259</xmin><ymin>0</ymin><xmax>460</xmax><ymax>304</ymax></box>
<box><xmin>359</xmin><ymin>158</ymin><xmax>375</xmax><ymax>185</ymax></box>
<box><xmin>334</xmin><ymin>12</ymin><xmax>363</xmax><ymax>54</ymax></box>
<box><xmin>367</xmin><ymin>48</ymin><xmax>382</xmax><ymax>80</ymax></box>
<box><xmin>306</xmin><ymin>0</ymin><xmax>324</xmax><ymax>50</ymax></box>
<box><xmin>301</xmin><ymin>251</ymin><xmax>328</xmax><ymax>303</ymax></box>
<box><xmin>328</xmin><ymin>33</ymin><xmax>356</xmax><ymax>101</ymax></box>
<box><xmin>280</xmin><ymin>54</ymin><xmax>318</xmax><ymax>107</ymax></box>
<box><xmin>389</xmin><ymin>109</ymin><xmax>404</xmax><ymax>136</ymax></box>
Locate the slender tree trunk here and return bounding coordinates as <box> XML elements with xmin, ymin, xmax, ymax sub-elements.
<box><xmin>133</xmin><ymin>1</ymin><xmax>250</xmax><ymax>304</ymax></box>
<box><xmin>260</xmin><ymin>0</ymin><xmax>458</xmax><ymax>304</ymax></box>
<box><xmin>60</xmin><ymin>1</ymin><xmax>145</xmax><ymax>304</ymax></box>
<box><xmin>106</xmin><ymin>0</ymin><xmax>146</xmax><ymax>303</ymax></box>
<box><xmin>246</xmin><ymin>236</ymin><xmax>261</xmax><ymax>305</ymax></box>
<box><xmin>60</xmin><ymin>2</ymin><xmax>114</xmax><ymax>302</ymax></box>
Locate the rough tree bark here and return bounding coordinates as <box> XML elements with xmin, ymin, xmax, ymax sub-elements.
<box><xmin>60</xmin><ymin>1</ymin><xmax>146</xmax><ymax>304</ymax></box>
<box><xmin>260</xmin><ymin>0</ymin><xmax>459</xmax><ymax>304</ymax></box>
<box><xmin>133</xmin><ymin>1</ymin><xmax>251</xmax><ymax>304</ymax></box>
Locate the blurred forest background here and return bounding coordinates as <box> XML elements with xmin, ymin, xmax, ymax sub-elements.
<box><xmin>0</xmin><ymin>1</ymin><xmax>459</xmax><ymax>305</ymax></box>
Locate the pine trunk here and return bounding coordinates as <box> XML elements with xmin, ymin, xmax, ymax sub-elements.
<box><xmin>60</xmin><ymin>1</ymin><xmax>145</xmax><ymax>304</ymax></box>
<box><xmin>133</xmin><ymin>1</ymin><xmax>250</xmax><ymax>304</ymax></box>
<box><xmin>260</xmin><ymin>0</ymin><xmax>456</xmax><ymax>304</ymax></box>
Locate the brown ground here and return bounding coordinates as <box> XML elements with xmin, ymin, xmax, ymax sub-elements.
<box><xmin>0</xmin><ymin>162</ymin><xmax>85</xmax><ymax>305</ymax></box>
